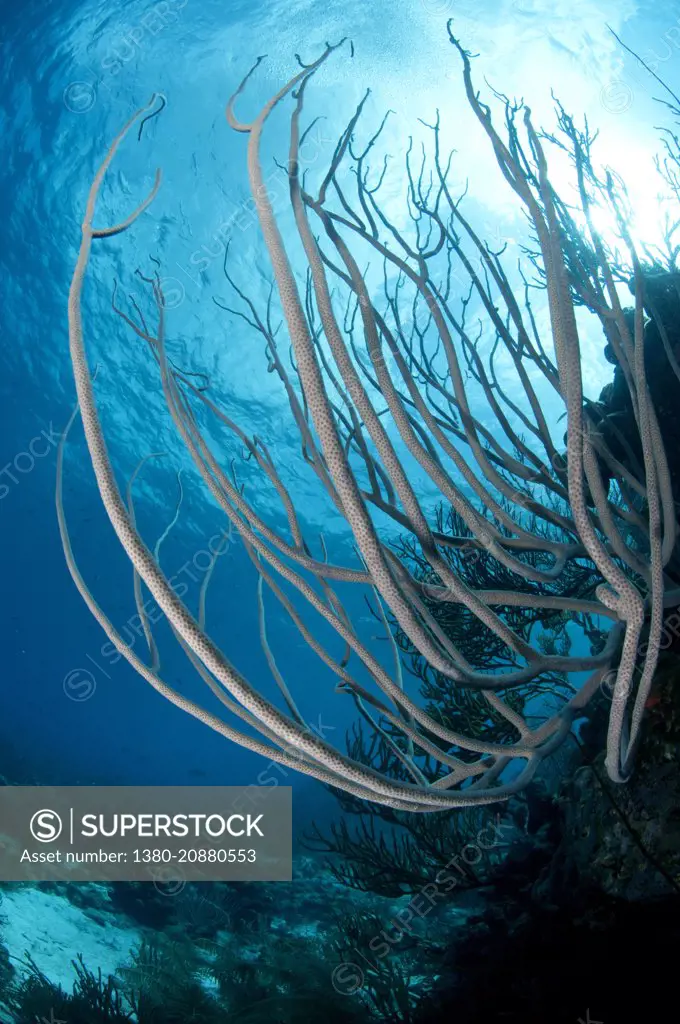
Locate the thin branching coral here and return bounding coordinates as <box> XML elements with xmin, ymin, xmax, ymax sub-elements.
<box><xmin>60</xmin><ymin>27</ymin><xmax>679</xmax><ymax>809</ymax></box>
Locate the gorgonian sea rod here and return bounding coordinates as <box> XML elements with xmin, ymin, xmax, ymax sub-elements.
<box><xmin>61</xmin><ymin>30</ymin><xmax>679</xmax><ymax>811</ymax></box>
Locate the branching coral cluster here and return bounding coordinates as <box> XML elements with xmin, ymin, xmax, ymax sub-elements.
<box><xmin>61</xmin><ymin>26</ymin><xmax>679</xmax><ymax>811</ymax></box>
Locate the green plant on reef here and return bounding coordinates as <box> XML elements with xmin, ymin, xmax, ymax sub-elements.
<box><xmin>8</xmin><ymin>942</ymin><xmax>238</xmax><ymax>1024</ymax></box>
<box><xmin>8</xmin><ymin>953</ymin><xmax>134</xmax><ymax>1024</ymax></box>
<box><xmin>118</xmin><ymin>938</ymin><xmax>224</xmax><ymax>1023</ymax></box>
<box><xmin>6</xmin><ymin>931</ymin><xmax>375</xmax><ymax>1024</ymax></box>
<box><xmin>0</xmin><ymin>897</ymin><xmax>14</xmax><ymax>993</ymax></box>
<box><xmin>0</xmin><ymin>947</ymin><xmax>12</xmax><ymax>992</ymax></box>
<box><xmin>331</xmin><ymin>910</ymin><xmax>440</xmax><ymax>1024</ymax></box>
<box><xmin>307</xmin><ymin>800</ymin><xmax>516</xmax><ymax>897</ymax></box>
<box><xmin>200</xmin><ymin>928</ymin><xmax>370</xmax><ymax>1023</ymax></box>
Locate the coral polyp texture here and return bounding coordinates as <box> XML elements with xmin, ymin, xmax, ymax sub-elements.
<box><xmin>61</xmin><ymin>29</ymin><xmax>680</xmax><ymax>811</ymax></box>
